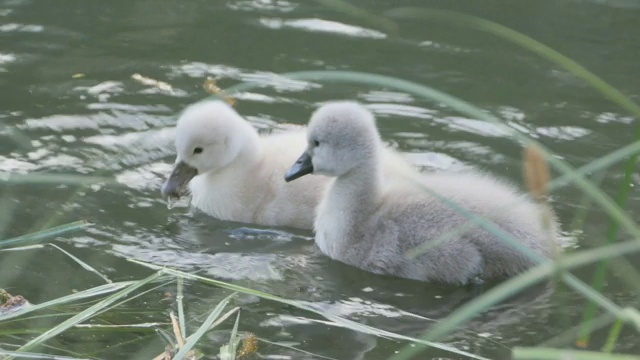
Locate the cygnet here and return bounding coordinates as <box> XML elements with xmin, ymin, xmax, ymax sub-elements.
<box><xmin>285</xmin><ymin>101</ymin><xmax>560</xmax><ymax>284</ymax></box>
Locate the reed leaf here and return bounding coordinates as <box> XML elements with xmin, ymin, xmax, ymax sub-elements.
<box><xmin>47</xmin><ymin>244</ymin><xmax>111</xmax><ymax>284</ymax></box>
<box><xmin>128</xmin><ymin>258</ymin><xmax>489</xmax><ymax>360</ymax></box>
<box><xmin>512</xmin><ymin>347</ymin><xmax>640</xmax><ymax>360</ymax></box>
<box><xmin>387</xmin><ymin>239</ymin><xmax>640</xmax><ymax>360</ymax></box>
<box><xmin>0</xmin><ymin>221</ymin><xmax>91</xmax><ymax>249</ymax></box>
<box><xmin>173</xmin><ymin>292</ymin><xmax>237</xmax><ymax>360</ymax></box>
<box><xmin>0</xmin><ymin>281</ymin><xmax>135</xmax><ymax>322</ymax></box>
<box><xmin>540</xmin><ymin>312</ymin><xmax>615</xmax><ymax>348</ymax></box>
<box><xmin>219</xmin><ymin>311</ymin><xmax>241</xmax><ymax>360</ymax></box>
<box><xmin>385</xmin><ymin>7</ymin><xmax>640</xmax><ymax>119</ymax></box>
<box><xmin>177</xmin><ymin>276</ymin><xmax>187</xmax><ymax>341</ymax></box>
<box><xmin>0</xmin><ymin>349</ymin><xmax>90</xmax><ymax>360</ymax></box>
<box><xmin>14</xmin><ymin>271</ymin><xmax>163</xmax><ymax>354</ymax></box>
<box><xmin>602</xmin><ymin>318</ymin><xmax>625</xmax><ymax>353</ymax></box>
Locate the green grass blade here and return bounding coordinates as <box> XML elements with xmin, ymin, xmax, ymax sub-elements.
<box><xmin>219</xmin><ymin>311</ymin><xmax>241</xmax><ymax>360</ymax></box>
<box><xmin>229</xmin><ymin>311</ymin><xmax>240</xmax><ymax>355</ymax></box>
<box><xmin>177</xmin><ymin>276</ymin><xmax>187</xmax><ymax>341</ymax></box>
<box><xmin>548</xmin><ymin>140</ymin><xmax>640</xmax><ymax>192</ymax></box>
<box><xmin>0</xmin><ymin>221</ymin><xmax>91</xmax><ymax>249</ymax></box>
<box><xmin>512</xmin><ymin>347</ymin><xmax>640</xmax><ymax>360</ymax></box>
<box><xmin>0</xmin><ymin>245</ymin><xmax>45</xmax><ymax>252</ymax></box>
<box><xmin>104</xmin><ymin>279</ymin><xmax>176</xmax><ymax>322</ymax></box>
<box><xmin>204</xmin><ymin>306</ymin><xmax>240</xmax><ymax>332</ymax></box>
<box><xmin>540</xmin><ymin>313</ymin><xmax>615</xmax><ymax>348</ymax></box>
<box><xmin>74</xmin><ymin>323</ymin><xmax>165</xmax><ymax>329</ymax></box>
<box><xmin>551</xmin><ymin>144</ymin><xmax>640</xmax><ymax>296</ymax></box>
<box><xmin>15</xmin><ymin>271</ymin><xmax>163</xmax><ymax>353</ymax></box>
<box><xmin>622</xmin><ymin>307</ymin><xmax>640</xmax><ymax>328</ymax></box>
<box><xmin>566</xmin><ymin>172</ymin><xmax>605</xmax><ymax>235</ymax></box>
<box><xmin>0</xmin><ymin>194</ymin><xmax>19</xmax><ymax>237</ymax></box>
<box><xmin>47</xmin><ymin>244</ymin><xmax>111</xmax><ymax>284</ymax></box>
<box><xmin>387</xmin><ymin>239</ymin><xmax>640</xmax><ymax>360</ymax></box>
<box><xmin>561</xmin><ymin>275</ymin><xmax>632</xmax><ymax>326</ymax></box>
<box><xmin>602</xmin><ymin>318</ymin><xmax>624</xmax><ymax>353</ymax></box>
<box><xmin>173</xmin><ymin>292</ymin><xmax>237</xmax><ymax>360</ymax></box>
<box><xmin>579</xmin><ymin>151</ymin><xmax>639</xmax><ymax>344</ymax></box>
<box><xmin>128</xmin><ymin>258</ymin><xmax>489</xmax><ymax>360</ymax></box>
<box><xmin>0</xmin><ymin>349</ymin><xmax>90</xmax><ymax>359</ymax></box>
<box><xmin>385</xmin><ymin>8</ymin><xmax>640</xmax><ymax>119</ymax></box>
<box><xmin>155</xmin><ymin>328</ymin><xmax>178</xmax><ymax>349</ymax></box>
<box><xmin>0</xmin><ymin>281</ymin><xmax>135</xmax><ymax>322</ymax></box>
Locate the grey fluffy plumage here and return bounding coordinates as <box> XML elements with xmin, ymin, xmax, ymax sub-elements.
<box><xmin>286</xmin><ymin>101</ymin><xmax>561</xmax><ymax>285</ymax></box>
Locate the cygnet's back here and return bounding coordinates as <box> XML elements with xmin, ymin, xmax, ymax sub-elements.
<box><xmin>364</xmin><ymin>171</ymin><xmax>559</xmax><ymax>283</ymax></box>
<box><xmin>285</xmin><ymin>101</ymin><xmax>561</xmax><ymax>284</ymax></box>
<box><xmin>162</xmin><ymin>100</ymin><xmax>418</xmax><ymax>230</ymax></box>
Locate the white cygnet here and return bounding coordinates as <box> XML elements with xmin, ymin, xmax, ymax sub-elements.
<box><xmin>161</xmin><ymin>100</ymin><xmax>418</xmax><ymax>230</ymax></box>
<box><xmin>284</xmin><ymin>101</ymin><xmax>561</xmax><ymax>285</ymax></box>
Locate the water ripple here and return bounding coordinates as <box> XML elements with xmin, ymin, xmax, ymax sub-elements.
<box><xmin>113</xmin><ymin>244</ymin><xmax>285</xmax><ymax>281</ymax></box>
<box><xmin>0</xmin><ymin>23</ymin><xmax>43</xmax><ymax>33</ymax></box>
<box><xmin>259</xmin><ymin>18</ymin><xmax>387</xmax><ymax>39</ymax></box>
<box><xmin>359</xmin><ymin>90</ymin><xmax>415</xmax><ymax>104</ymax></box>
<box><xmin>229</xmin><ymin>0</ymin><xmax>298</xmax><ymax>12</ymax></box>
<box><xmin>367</xmin><ymin>103</ymin><xmax>436</xmax><ymax>120</ymax></box>
<box><xmin>168</xmin><ymin>62</ymin><xmax>319</xmax><ymax>92</ymax></box>
<box><xmin>536</xmin><ymin>126</ymin><xmax>591</xmax><ymax>140</ymax></box>
<box><xmin>435</xmin><ymin>116</ymin><xmax>510</xmax><ymax>137</ymax></box>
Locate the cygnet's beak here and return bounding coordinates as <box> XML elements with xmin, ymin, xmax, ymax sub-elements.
<box><xmin>161</xmin><ymin>161</ymin><xmax>198</xmax><ymax>198</ymax></box>
<box><xmin>284</xmin><ymin>152</ymin><xmax>313</xmax><ymax>182</ymax></box>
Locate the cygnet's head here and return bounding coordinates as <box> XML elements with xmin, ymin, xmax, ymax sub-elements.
<box><xmin>161</xmin><ymin>100</ymin><xmax>256</xmax><ymax>198</ymax></box>
<box><xmin>284</xmin><ymin>101</ymin><xmax>380</xmax><ymax>182</ymax></box>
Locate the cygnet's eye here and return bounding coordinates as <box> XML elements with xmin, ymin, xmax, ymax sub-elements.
<box><xmin>313</xmin><ymin>140</ymin><xmax>320</xmax><ymax>147</ymax></box>
<box><xmin>193</xmin><ymin>147</ymin><xmax>203</xmax><ymax>154</ymax></box>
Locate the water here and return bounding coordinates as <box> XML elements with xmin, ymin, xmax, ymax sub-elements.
<box><xmin>1</xmin><ymin>0</ymin><xmax>639</xmax><ymax>358</ymax></box>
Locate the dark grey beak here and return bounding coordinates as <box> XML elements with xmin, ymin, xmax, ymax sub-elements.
<box><xmin>284</xmin><ymin>152</ymin><xmax>313</xmax><ymax>182</ymax></box>
<box><xmin>161</xmin><ymin>161</ymin><xmax>198</xmax><ymax>198</ymax></box>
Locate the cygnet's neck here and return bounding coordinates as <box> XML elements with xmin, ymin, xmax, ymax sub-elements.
<box><xmin>329</xmin><ymin>151</ymin><xmax>382</xmax><ymax>218</ymax></box>
<box><xmin>233</xmin><ymin>121</ymin><xmax>261</xmax><ymax>165</ymax></box>
<box><xmin>209</xmin><ymin>120</ymin><xmax>261</xmax><ymax>177</ymax></box>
